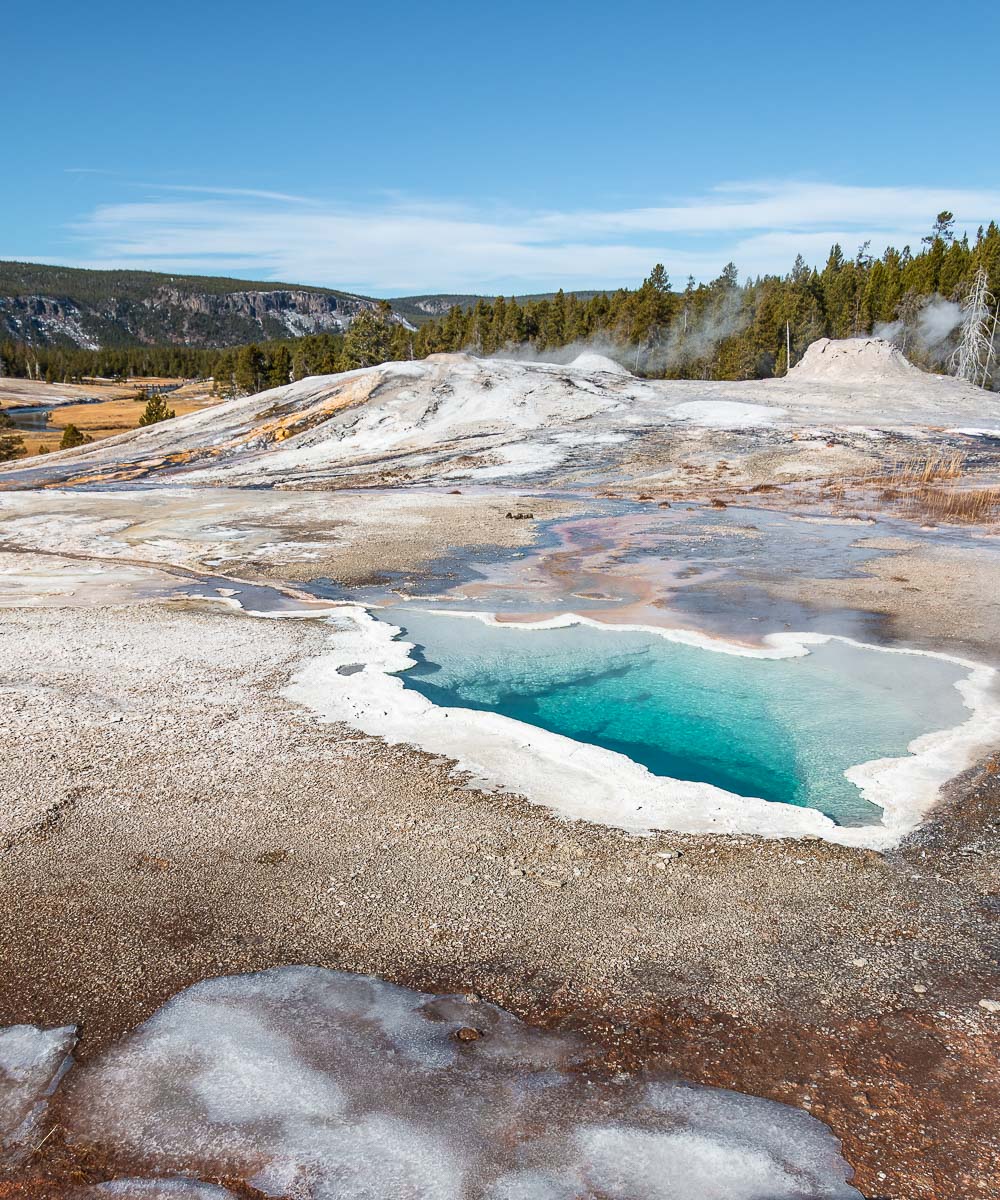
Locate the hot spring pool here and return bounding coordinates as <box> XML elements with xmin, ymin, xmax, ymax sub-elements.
<box><xmin>380</xmin><ymin>608</ymin><xmax>972</xmax><ymax>826</ymax></box>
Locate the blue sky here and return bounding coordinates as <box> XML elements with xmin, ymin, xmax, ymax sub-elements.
<box><xmin>6</xmin><ymin>0</ymin><xmax>999</xmax><ymax>296</ymax></box>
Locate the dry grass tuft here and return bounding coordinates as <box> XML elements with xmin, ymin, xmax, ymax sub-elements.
<box><xmin>868</xmin><ymin>452</ymin><xmax>965</xmax><ymax>490</ymax></box>
<box><xmin>810</xmin><ymin>452</ymin><xmax>1000</xmax><ymax>525</ymax></box>
<box><xmin>854</xmin><ymin>452</ymin><xmax>1000</xmax><ymax>524</ymax></box>
<box><xmin>905</xmin><ymin>485</ymin><xmax>1000</xmax><ymax>524</ymax></box>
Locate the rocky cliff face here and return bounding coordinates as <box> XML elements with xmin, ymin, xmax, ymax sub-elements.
<box><xmin>410</xmin><ymin>297</ymin><xmax>459</xmax><ymax>316</ymax></box>
<box><xmin>142</xmin><ymin>286</ymin><xmax>368</xmax><ymax>340</ymax></box>
<box><xmin>0</xmin><ymin>286</ymin><xmax>401</xmax><ymax>348</ymax></box>
<box><xmin>0</xmin><ymin>296</ymin><xmax>101</xmax><ymax>349</ymax></box>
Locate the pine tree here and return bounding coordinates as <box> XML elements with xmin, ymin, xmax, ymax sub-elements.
<box><xmin>924</xmin><ymin>211</ymin><xmax>955</xmax><ymax>246</ymax></box>
<box><xmin>342</xmin><ymin>311</ymin><xmax>392</xmax><ymax>368</ymax></box>
<box><xmin>59</xmin><ymin>423</ymin><xmax>92</xmax><ymax>449</ymax></box>
<box><xmin>0</xmin><ymin>411</ymin><xmax>24</xmax><ymax>462</ymax></box>
<box><xmin>0</xmin><ymin>433</ymin><xmax>24</xmax><ymax>462</ymax></box>
<box><xmin>137</xmin><ymin>395</ymin><xmax>176</xmax><ymax>426</ymax></box>
<box><xmin>633</xmin><ymin>265</ymin><xmax>674</xmax><ymax>351</ymax></box>
<box><xmin>267</xmin><ymin>345</ymin><xmax>292</xmax><ymax>389</ymax></box>
<box><xmin>389</xmin><ymin>322</ymin><xmax>414</xmax><ymax>362</ymax></box>
<box><xmin>489</xmin><ymin>296</ymin><xmax>508</xmax><ymax>351</ymax></box>
<box><xmin>234</xmin><ymin>344</ymin><xmax>265</xmax><ymax>394</ymax></box>
<box><xmin>541</xmin><ymin>291</ymin><xmax>568</xmax><ymax>349</ymax></box>
<box><xmin>470</xmin><ymin>299</ymin><xmax>490</xmax><ymax>353</ymax></box>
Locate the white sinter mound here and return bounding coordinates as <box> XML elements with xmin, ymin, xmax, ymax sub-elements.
<box><xmin>4</xmin><ymin>337</ymin><xmax>997</xmax><ymax>489</ymax></box>
<box><xmin>787</xmin><ymin>337</ymin><xmax>926</xmax><ymax>383</ymax></box>
<box><xmin>565</xmin><ymin>351</ymin><xmax>632</xmax><ymax>376</ymax></box>
<box><xmin>61</xmin><ymin>966</ymin><xmax>861</xmax><ymax>1200</ymax></box>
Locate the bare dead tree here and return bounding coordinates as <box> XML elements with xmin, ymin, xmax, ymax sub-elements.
<box><xmin>950</xmin><ymin>267</ymin><xmax>996</xmax><ymax>387</ymax></box>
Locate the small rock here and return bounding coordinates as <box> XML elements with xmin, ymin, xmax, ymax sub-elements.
<box><xmin>979</xmin><ymin>999</ymin><xmax>1000</xmax><ymax>1013</ymax></box>
<box><xmin>913</xmin><ymin>984</ymin><xmax>927</xmax><ymax>995</ymax></box>
<box><xmin>851</xmin><ymin>959</ymin><xmax>868</xmax><ymax>968</ymax></box>
<box><xmin>455</xmin><ymin>1027</ymin><xmax>481</xmax><ymax>1041</ymax></box>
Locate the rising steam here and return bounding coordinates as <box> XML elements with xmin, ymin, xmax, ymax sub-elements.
<box><xmin>876</xmin><ymin>294</ymin><xmax>964</xmax><ymax>365</ymax></box>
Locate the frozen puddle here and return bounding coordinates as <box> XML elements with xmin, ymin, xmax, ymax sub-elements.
<box><xmin>0</xmin><ymin>1023</ymin><xmax>76</xmax><ymax>1162</ymax></box>
<box><xmin>33</xmin><ymin>966</ymin><xmax>862</xmax><ymax>1199</ymax></box>
<box><xmin>286</xmin><ymin>607</ymin><xmax>1000</xmax><ymax>847</ymax></box>
<box><xmin>84</xmin><ymin>1183</ymin><xmax>235</xmax><ymax>1198</ymax></box>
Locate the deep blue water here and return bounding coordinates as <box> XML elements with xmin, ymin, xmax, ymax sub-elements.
<box><xmin>381</xmin><ymin>608</ymin><xmax>969</xmax><ymax>826</ymax></box>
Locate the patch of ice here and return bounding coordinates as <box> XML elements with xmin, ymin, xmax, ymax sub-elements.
<box><xmin>0</xmin><ymin>1023</ymin><xmax>76</xmax><ymax>1160</ymax></box>
<box><xmin>63</xmin><ymin>967</ymin><xmax>860</xmax><ymax>1199</ymax></box>
<box><xmin>85</xmin><ymin>1181</ymin><xmax>236</xmax><ymax>1198</ymax></box>
<box><xmin>947</xmin><ymin>427</ymin><xmax>1000</xmax><ymax>439</ymax></box>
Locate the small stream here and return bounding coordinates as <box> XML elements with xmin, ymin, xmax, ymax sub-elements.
<box><xmin>4</xmin><ymin>406</ymin><xmax>53</xmax><ymax>431</ymax></box>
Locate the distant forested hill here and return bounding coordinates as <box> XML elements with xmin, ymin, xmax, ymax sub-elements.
<box><xmin>0</xmin><ymin>262</ymin><xmax>610</xmax><ymax>348</ymax></box>
<box><xmin>389</xmin><ymin>291</ymin><xmax>608</xmax><ymax>326</ymax></box>
<box><xmin>0</xmin><ymin>261</ymin><xmax>393</xmax><ymax>349</ymax></box>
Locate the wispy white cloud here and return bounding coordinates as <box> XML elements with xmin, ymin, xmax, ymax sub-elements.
<box><xmin>139</xmin><ymin>184</ymin><xmax>315</xmax><ymax>204</ymax></box>
<box><xmin>47</xmin><ymin>179</ymin><xmax>1000</xmax><ymax>294</ymax></box>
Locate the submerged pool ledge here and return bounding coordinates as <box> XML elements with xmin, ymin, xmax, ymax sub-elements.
<box><xmin>283</xmin><ymin>606</ymin><xmax>1000</xmax><ymax>849</ymax></box>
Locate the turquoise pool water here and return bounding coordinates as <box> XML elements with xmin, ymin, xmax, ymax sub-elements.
<box><xmin>381</xmin><ymin>608</ymin><xmax>970</xmax><ymax>825</ymax></box>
